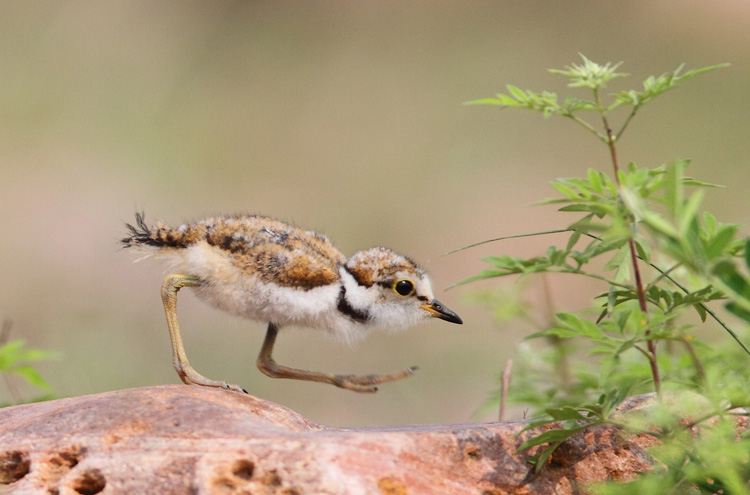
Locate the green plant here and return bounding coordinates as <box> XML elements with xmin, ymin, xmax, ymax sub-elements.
<box><xmin>460</xmin><ymin>55</ymin><xmax>750</xmax><ymax>493</ymax></box>
<box><xmin>0</xmin><ymin>320</ymin><xmax>57</xmax><ymax>406</ymax></box>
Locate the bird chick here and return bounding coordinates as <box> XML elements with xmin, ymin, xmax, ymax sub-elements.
<box><xmin>122</xmin><ymin>213</ymin><xmax>462</xmax><ymax>393</ymax></box>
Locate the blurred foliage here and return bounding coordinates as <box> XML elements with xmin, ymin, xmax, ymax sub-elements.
<box><xmin>0</xmin><ymin>320</ymin><xmax>57</xmax><ymax>407</ymax></box>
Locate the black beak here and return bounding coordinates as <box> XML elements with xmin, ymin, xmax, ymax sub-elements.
<box><xmin>421</xmin><ymin>299</ymin><xmax>463</xmax><ymax>325</ymax></box>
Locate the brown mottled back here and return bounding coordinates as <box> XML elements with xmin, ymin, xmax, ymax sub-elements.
<box><xmin>123</xmin><ymin>214</ymin><xmax>345</xmax><ymax>290</ymax></box>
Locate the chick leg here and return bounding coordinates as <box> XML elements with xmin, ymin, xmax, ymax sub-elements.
<box><xmin>256</xmin><ymin>323</ymin><xmax>417</xmax><ymax>393</ymax></box>
<box><xmin>161</xmin><ymin>273</ymin><xmax>247</xmax><ymax>393</ymax></box>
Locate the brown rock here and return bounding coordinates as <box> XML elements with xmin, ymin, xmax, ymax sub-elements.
<box><xmin>0</xmin><ymin>385</ymin><xmax>657</xmax><ymax>495</ymax></box>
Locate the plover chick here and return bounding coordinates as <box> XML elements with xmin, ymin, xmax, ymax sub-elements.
<box><xmin>122</xmin><ymin>213</ymin><xmax>462</xmax><ymax>393</ymax></box>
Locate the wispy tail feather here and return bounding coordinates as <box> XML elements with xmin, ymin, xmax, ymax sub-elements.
<box><xmin>121</xmin><ymin>212</ymin><xmax>188</xmax><ymax>249</ymax></box>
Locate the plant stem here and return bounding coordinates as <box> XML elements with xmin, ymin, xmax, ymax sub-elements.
<box><xmin>598</xmin><ymin>97</ymin><xmax>661</xmax><ymax>395</ymax></box>
<box><xmin>681</xmin><ymin>338</ymin><xmax>706</xmax><ymax>385</ymax></box>
<box><xmin>615</xmin><ymin>106</ymin><xmax>639</xmax><ymax>140</ymax></box>
<box><xmin>564</xmin><ymin>114</ymin><xmax>607</xmax><ymax>143</ymax></box>
<box><xmin>499</xmin><ymin>359</ymin><xmax>513</xmax><ymax>421</ymax></box>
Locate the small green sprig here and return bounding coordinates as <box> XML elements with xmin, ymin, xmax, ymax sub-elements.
<box><xmin>0</xmin><ymin>320</ymin><xmax>57</xmax><ymax>406</ymax></box>
<box><xmin>467</xmin><ymin>54</ymin><xmax>728</xmax><ymax>144</ymax></box>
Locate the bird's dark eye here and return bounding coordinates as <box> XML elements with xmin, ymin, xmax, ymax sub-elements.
<box><xmin>393</xmin><ymin>279</ymin><xmax>415</xmax><ymax>297</ymax></box>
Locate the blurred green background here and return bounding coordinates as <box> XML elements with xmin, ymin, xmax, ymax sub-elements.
<box><xmin>1</xmin><ymin>1</ymin><xmax>748</xmax><ymax>426</ymax></box>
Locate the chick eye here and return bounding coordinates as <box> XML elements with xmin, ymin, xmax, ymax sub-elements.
<box><xmin>393</xmin><ymin>279</ymin><xmax>415</xmax><ymax>297</ymax></box>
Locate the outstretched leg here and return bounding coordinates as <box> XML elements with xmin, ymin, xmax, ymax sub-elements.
<box><xmin>256</xmin><ymin>323</ymin><xmax>417</xmax><ymax>393</ymax></box>
<box><xmin>161</xmin><ymin>273</ymin><xmax>247</xmax><ymax>393</ymax></box>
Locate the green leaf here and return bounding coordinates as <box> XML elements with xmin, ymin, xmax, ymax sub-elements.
<box><xmin>664</xmin><ymin>160</ymin><xmax>686</xmax><ymax>218</ymax></box>
<box><xmin>726</xmin><ymin>301</ymin><xmax>750</xmax><ymax>324</ymax></box>
<box><xmin>703</xmin><ymin>211</ymin><xmax>718</xmax><ymax>237</ymax></box>
<box><xmin>633</xmin><ymin>239</ymin><xmax>651</xmax><ymax>264</ymax></box>
<box><xmin>546</xmin><ymin>406</ymin><xmax>587</xmax><ymax>421</ymax></box>
<box><xmin>11</xmin><ymin>365</ymin><xmax>51</xmax><ymax>390</ymax></box>
<box><xmin>678</xmin><ymin>189</ymin><xmax>704</xmax><ymax>236</ymax></box>
<box><xmin>556</xmin><ymin>313</ymin><xmax>602</xmax><ymax>338</ymax></box>
<box><xmin>588</xmin><ymin>345</ymin><xmax>617</xmax><ymax>355</ymax></box>
<box><xmin>551</xmin><ymin>181</ymin><xmax>581</xmax><ymax>200</ymax></box>
<box><xmin>682</xmin><ymin>177</ymin><xmax>724</xmax><ymax>188</ymax></box>
<box><xmin>517</xmin><ymin>425</ymin><xmax>586</xmax><ymax>451</ymax></box>
<box><xmin>464</xmin><ymin>97</ymin><xmax>510</xmax><ymax>106</ymax></box>
<box><xmin>642</xmin><ymin>211</ymin><xmax>679</xmax><ymax>238</ymax></box>
<box><xmin>705</xmin><ymin>225</ymin><xmax>738</xmax><ymax>260</ymax></box>
<box><xmin>506</xmin><ymin>84</ymin><xmax>528</xmax><ymax>101</ymax></box>
<box><xmin>566</xmin><ymin>231</ymin><xmax>581</xmax><ymax>251</ymax></box>
<box><xmin>588</xmin><ymin>168</ymin><xmax>603</xmax><ymax>193</ymax></box>
<box><xmin>529</xmin><ymin>444</ymin><xmax>561</xmax><ymax>473</ymax></box>
<box><xmin>540</xmin><ymin>327</ymin><xmax>582</xmax><ymax>339</ymax></box>
<box><xmin>713</xmin><ymin>260</ymin><xmax>750</xmax><ymax>299</ymax></box>
<box><xmin>745</xmin><ymin>238</ymin><xmax>750</xmax><ymax>271</ymax></box>
<box><xmin>604</xmin><ymin>245</ymin><xmax>629</xmax><ymax>272</ymax></box>
<box><xmin>694</xmin><ymin>303</ymin><xmax>707</xmax><ymax>323</ymax></box>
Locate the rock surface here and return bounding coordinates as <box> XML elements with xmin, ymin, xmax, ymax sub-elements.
<box><xmin>0</xmin><ymin>385</ymin><xmax>657</xmax><ymax>495</ymax></box>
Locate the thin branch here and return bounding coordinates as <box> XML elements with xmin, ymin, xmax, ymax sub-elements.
<box><xmin>443</xmin><ymin>229</ymin><xmax>570</xmax><ymax>256</ymax></box>
<box><xmin>681</xmin><ymin>338</ymin><xmax>706</xmax><ymax>385</ymax></box>
<box><xmin>615</xmin><ymin>106</ymin><xmax>640</xmax><ymax>141</ymax></box>
<box><xmin>644</xmin><ymin>262</ymin><xmax>683</xmax><ymax>292</ymax></box>
<box><xmin>499</xmin><ymin>359</ymin><xmax>513</xmax><ymax>421</ymax></box>
<box><xmin>563</xmin><ymin>114</ymin><xmax>608</xmax><ymax>142</ymax></box>
<box><xmin>550</xmin><ymin>268</ymin><xmax>633</xmax><ymax>289</ymax></box>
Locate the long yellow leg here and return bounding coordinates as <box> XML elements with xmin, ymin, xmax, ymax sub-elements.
<box><xmin>161</xmin><ymin>273</ymin><xmax>247</xmax><ymax>393</ymax></box>
<box><xmin>256</xmin><ymin>323</ymin><xmax>417</xmax><ymax>393</ymax></box>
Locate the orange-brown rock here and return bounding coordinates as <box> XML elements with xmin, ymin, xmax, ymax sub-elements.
<box><xmin>0</xmin><ymin>385</ymin><xmax>657</xmax><ymax>495</ymax></box>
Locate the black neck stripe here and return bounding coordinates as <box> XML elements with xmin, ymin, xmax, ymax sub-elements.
<box><xmin>337</xmin><ymin>285</ymin><xmax>370</xmax><ymax>323</ymax></box>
